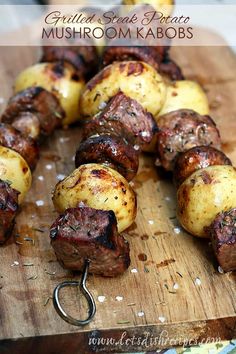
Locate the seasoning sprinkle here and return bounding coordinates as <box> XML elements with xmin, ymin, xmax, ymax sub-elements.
<box><xmin>15</xmin><ymin>241</ymin><xmax>23</xmax><ymax>245</ymax></box>
<box><xmin>24</xmin><ymin>237</ymin><xmax>35</xmax><ymax>245</ymax></box>
<box><xmin>117</xmin><ymin>320</ymin><xmax>130</xmax><ymax>324</ymax></box>
<box><xmin>137</xmin><ymin>311</ymin><xmax>145</xmax><ymax>317</ymax></box>
<box><xmin>23</xmin><ymin>263</ymin><xmax>34</xmax><ymax>267</ymax></box>
<box><xmin>33</xmin><ymin>228</ymin><xmax>45</xmax><ymax>233</ymax></box>
<box><xmin>127</xmin><ymin>303</ymin><xmax>136</xmax><ymax>306</ymax></box>
<box><xmin>44</xmin><ymin>270</ymin><xmax>56</xmax><ymax>276</ymax></box>
<box><xmin>45</xmin><ymin>164</ymin><xmax>53</xmax><ymax>170</ymax></box>
<box><xmin>158</xmin><ymin>316</ymin><xmax>166</xmax><ymax>323</ymax></box>
<box><xmin>131</xmin><ymin>268</ymin><xmax>138</xmax><ymax>273</ymax></box>
<box><xmin>27</xmin><ymin>275</ymin><xmax>38</xmax><ymax>280</ymax></box>
<box><xmin>115</xmin><ymin>296</ymin><xmax>123</xmax><ymax>302</ymax></box>
<box><xmin>176</xmin><ymin>271</ymin><xmax>183</xmax><ymax>278</ymax></box>
<box><xmin>36</xmin><ymin>200</ymin><xmax>44</xmax><ymax>207</ymax></box>
<box><xmin>56</xmin><ymin>174</ymin><xmax>66</xmax><ymax>181</ymax></box>
<box><xmin>44</xmin><ymin>296</ymin><xmax>52</xmax><ymax>306</ymax></box>
<box><xmin>173</xmin><ymin>227</ymin><xmax>181</xmax><ymax>234</ymax></box>
<box><xmin>98</xmin><ymin>295</ymin><xmax>106</xmax><ymax>303</ymax></box>
<box><xmin>173</xmin><ymin>283</ymin><xmax>179</xmax><ymax>290</ymax></box>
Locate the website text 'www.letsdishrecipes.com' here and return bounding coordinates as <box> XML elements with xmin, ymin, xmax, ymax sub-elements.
<box><xmin>88</xmin><ymin>330</ymin><xmax>222</xmax><ymax>349</ymax></box>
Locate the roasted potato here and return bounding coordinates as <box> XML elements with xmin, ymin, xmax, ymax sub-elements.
<box><xmin>80</xmin><ymin>61</ymin><xmax>167</xmax><ymax>119</ymax></box>
<box><xmin>0</xmin><ymin>146</ymin><xmax>32</xmax><ymax>204</ymax></box>
<box><xmin>177</xmin><ymin>165</ymin><xmax>236</xmax><ymax>238</ymax></box>
<box><xmin>158</xmin><ymin>80</ymin><xmax>209</xmax><ymax>117</ymax></box>
<box><xmin>122</xmin><ymin>0</ymin><xmax>174</xmax><ymax>16</ymax></box>
<box><xmin>52</xmin><ymin>163</ymin><xmax>137</xmax><ymax>233</ymax></box>
<box><xmin>14</xmin><ymin>62</ymin><xmax>85</xmax><ymax>126</ymax></box>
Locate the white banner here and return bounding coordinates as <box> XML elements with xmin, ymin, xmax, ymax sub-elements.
<box><xmin>0</xmin><ymin>4</ymin><xmax>235</xmax><ymax>46</ymax></box>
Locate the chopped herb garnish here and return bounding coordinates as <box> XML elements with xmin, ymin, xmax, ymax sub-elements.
<box><xmin>44</xmin><ymin>296</ymin><xmax>53</xmax><ymax>306</ymax></box>
<box><xmin>44</xmin><ymin>270</ymin><xmax>56</xmax><ymax>276</ymax></box>
<box><xmin>23</xmin><ymin>263</ymin><xmax>34</xmax><ymax>267</ymax></box>
<box><xmin>27</xmin><ymin>275</ymin><xmax>38</xmax><ymax>280</ymax></box>
<box><xmin>55</xmin><ymin>111</ymin><xmax>63</xmax><ymax>119</ymax></box>
<box><xmin>117</xmin><ymin>320</ymin><xmax>130</xmax><ymax>324</ymax></box>
<box><xmin>69</xmin><ymin>225</ymin><xmax>80</xmax><ymax>232</ymax></box>
<box><xmin>33</xmin><ymin>228</ymin><xmax>45</xmax><ymax>233</ymax></box>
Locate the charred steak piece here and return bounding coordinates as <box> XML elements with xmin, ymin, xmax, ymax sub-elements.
<box><xmin>174</xmin><ymin>146</ymin><xmax>232</xmax><ymax>188</ymax></box>
<box><xmin>83</xmin><ymin>92</ymin><xmax>157</xmax><ymax>150</ymax></box>
<box><xmin>50</xmin><ymin>206</ymin><xmax>130</xmax><ymax>277</ymax></box>
<box><xmin>41</xmin><ymin>45</ymin><xmax>98</xmax><ymax>81</ymax></box>
<box><xmin>0</xmin><ymin>180</ymin><xmax>19</xmax><ymax>243</ymax></box>
<box><xmin>1</xmin><ymin>87</ymin><xmax>64</xmax><ymax>138</ymax></box>
<box><xmin>210</xmin><ymin>208</ymin><xmax>236</xmax><ymax>272</ymax></box>
<box><xmin>0</xmin><ymin>123</ymin><xmax>39</xmax><ymax>170</ymax></box>
<box><xmin>75</xmin><ymin>134</ymin><xmax>139</xmax><ymax>181</ymax></box>
<box><xmin>102</xmin><ymin>46</ymin><xmax>161</xmax><ymax>70</ymax></box>
<box><xmin>159</xmin><ymin>57</ymin><xmax>184</xmax><ymax>81</ymax></box>
<box><xmin>155</xmin><ymin>109</ymin><xmax>221</xmax><ymax>171</ymax></box>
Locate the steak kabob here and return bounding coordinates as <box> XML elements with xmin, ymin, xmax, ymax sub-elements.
<box><xmin>76</xmin><ymin>14</ymin><xmax>236</xmax><ymax>274</ymax></box>
<box><xmin>0</xmin><ymin>37</ymin><xmax>100</xmax><ymax>244</ymax></box>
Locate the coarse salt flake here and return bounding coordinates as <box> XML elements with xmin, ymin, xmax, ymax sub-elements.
<box><xmin>173</xmin><ymin>283</ymin><xmax>179</xmax><ymax>290</ymax></box>
<box><xmin>11</xmin><ymin>261</ymin><xmax>19</xmax><ymax>267</ymax></box>
<box><xmin>56</xmin><ymin>174</ymin><xmax>66</xmax><ymax>181</ymax></box>
<box><xmin>59</xmin><ymin>137</ymin><xmax>70</xmax><ymax>143</ymax></box>
<box><xmin>133</xmin><ymin>145</ymin><xmax>140</xmax><ymax>151</ymax></box>
<box><xmin>195</xmin><ymin>277</ymin><xmax>201</xmax><ymax>286</ymax></box>
<box><xmin>99</xmin><ymin>102</ymin><xmax>107</xmax><ymax>110</ymax></box>
<box><xmin>140</xmin><ymin>131</ymin><xmax>149</xmax><ymax>137</ymax></box>
<box><xmin>173</xmin><ymin>227</ymin><xmax>181</xmax><ymax>234</ymax></box>
<box><xmin>158</xmin><ymin>316</ymin><xmax>166</xmax><ymax>323</ymax></box>
<box><xmin>218</xmin><ymin>266</ymin><xmax>224</xmax><ymax>274</ymax></box>
<box><xmin>137</xmin><ymin>311</ymin><xmax>144</xmax><ymax>317</ymax></box>
<box><xmin>37</xmin><ymin>175</ymin><xmax>44</xmax><ymax>181</ymax></box>
<box><xmin>97</xmin><ymin>296</ymin><xmax>106</xmax><ymax>303</ymax></box>
<box><xmin>148</xmin><ymin>220</ymin><xmax>154</xmax><ymax>225</ymax></box>
<box><xmin>165</xmin><ymin>196</ymin><xmax>171</xmax><ymax>201</ymax></box>
<box><xmin>36</xmin><ymin>200</ymin><xmax>44</xmax><ymax>206</ymax></box>
<box><xmin>45</xmin><ymin>164</ymin><xmax>53</xmax><ymax>170</ymax></box>
<box><xmin>131</xmin><ymin>268</ymin><xmax>138</xmax><ymax>273</ymax></box>
<box><xmin>115</xmin><ymin>296</ymin><xmax>123</xmax><ymax>302</ymax></box>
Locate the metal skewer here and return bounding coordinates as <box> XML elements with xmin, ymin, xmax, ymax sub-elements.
<box><xmin>53</xmin><ymin>259</ymin><xmax>96</xmax><ymax>326</ymax></box>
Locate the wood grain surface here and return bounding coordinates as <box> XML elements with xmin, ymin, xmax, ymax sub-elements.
<box><xmin>0</xmin><ymin>44</ymin><xmax>235</xmax><ymax>354</ymax></box>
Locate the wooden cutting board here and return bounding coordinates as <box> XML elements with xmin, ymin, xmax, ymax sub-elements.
<box><xmin>0</xmin><ymin>43</ymin><xmax>235</xmax><ymax>354</ymax></box>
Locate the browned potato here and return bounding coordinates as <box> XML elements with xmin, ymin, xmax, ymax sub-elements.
<box><xmin>177</xmin><ymin>165</ymin><xmax>236</xmax><ymax>238</ymax></box>
<box><xmin>174</xmin><ymin>146</ymin><xmax>232</xmax><ymax>187</ymax></box>
<box><xmin>14</xmin><ymin>62</ymin><xmax>85</xmax><ymax>126</ymax></box>
<box><xmin>52</xmin><ymin>163</ymin><xmax>137</xmax><ymax>233</ymax></box>
<box><xmin>80</xmin><ymin>61</ymin><xmax>167</xmax><ymax>119</ymax></box>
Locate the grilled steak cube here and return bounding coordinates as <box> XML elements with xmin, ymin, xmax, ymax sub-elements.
<box><xmin>50</xmin><ymin>205</ymin><xmax>130</xmax><ymax>277</ymax></box>
<box><xmin>210</xmin><ymin>208</ymin><xmax>236</xmax><ymax>272</ymax></box>
<box><xmin>0</xmin><ymin>180</ymin><xmax>19</xmax><ymax>244</ymax></box>
<box><xmin>83</xmin><ymin>92</ymin><xmax>157</xmax><ymax>150</ymax></box>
